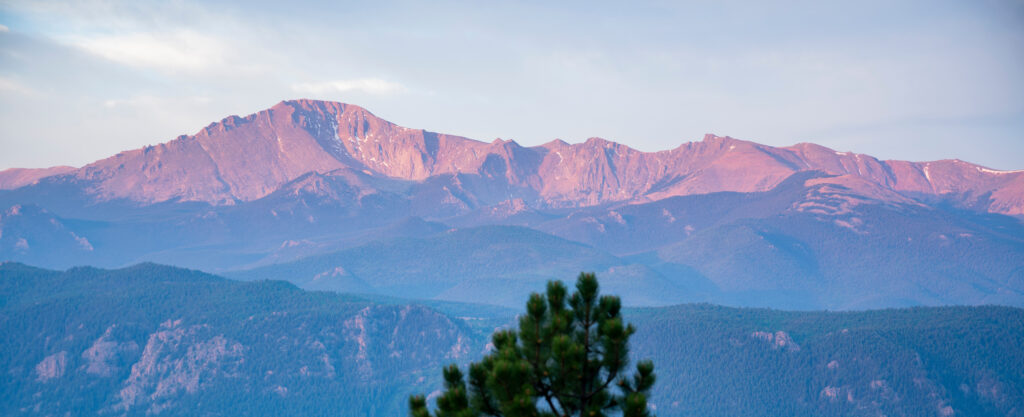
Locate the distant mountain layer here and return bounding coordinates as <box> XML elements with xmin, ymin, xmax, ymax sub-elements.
<box><xmin>1</xmin><ymin>99</ymin><xmax>1023</xmax><ymax>311</ymax></box>
<box><xmin>3</xmin><ymin>263</ymin><xmax>1022</xmax><ymax>417</ymax></box>
<box><xmin>225</xmin><ymin>225</ymin><xmax>690</xmax><ymax>307</ymax></box>
<box><xmin>3</xmin><ymin>171</ymin><xmax>1023</xmax><ymax>310</ymax></box>
<box><xmin>227</xmin><ymin>174</ymin><xmax>1024</xmax><ymax>310</ymax></box>
<box><xmin>0</xmin><ymin>166</ymin><xmax>75</xmax><ymax>189</ymax></box>
<box><xmin>2</xmin><ymin>99</ymin><xmax>1022</xmax><ymax>215</ymax></box>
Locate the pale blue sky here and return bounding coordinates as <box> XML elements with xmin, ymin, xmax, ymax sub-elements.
<box><xmin>1</xmin><ymin>0</ymin><xmax>1022</xmax><ymax>170</ymax></box>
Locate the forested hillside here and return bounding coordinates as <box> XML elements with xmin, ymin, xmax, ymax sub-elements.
<box><xmin>2</xmin><ymin>262</ymin><xmax>1021</xmax><ymax>416</ymax></box>
<box><xmin>629</xmin><ymin>304</ymin><xmax>1024</xmax><ymax>416</ymax></box>
<box><xmin>0</xmin><ymin>262</ymin><xmax>482</xmax><ymax>416</ymax></box>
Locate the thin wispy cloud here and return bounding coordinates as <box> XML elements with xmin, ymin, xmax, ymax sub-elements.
<box><xmin>0</xmin><ymin>77</ymin><xmax>37</xmax><ymax>97</ymax></box>
<box><xmin>103</xmin><ymin>95</ymin><xmax>212</xmax><ymax>109</ymax></box>
<box><xmin>291</xmin><ymin>79</ymin><xmax>406</xmax><ymax>95</ymax></box>
<box><xmin>67</xmin><ymin>30</ymin><xmax>228</xmax><ymax>74</ymax></box>
<box><xmin>0</xmin><ymin>24</ymin><xmax>9</xmax><ymax>33</ymax></box>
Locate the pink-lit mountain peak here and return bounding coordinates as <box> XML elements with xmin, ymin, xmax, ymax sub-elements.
<box><xmin>3</xmin><ymin>99</ymin><xmax>1022</xmax><ymax>215</ymax></box>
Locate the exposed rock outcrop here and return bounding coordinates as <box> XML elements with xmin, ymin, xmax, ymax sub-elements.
<box><xmin>35</xmin><ymin>351</ymin><xmax>68</xmax><ymax>382</ymax></box>
<box><xmin>115</xmin><ymin>322</ymin><xmax>246</xmax><ymax>413</ymax></box>
<box><xmin>751</xmin><ymin>330</ymin><xmax>801</xmax><ymax>352</ymax></box>
<box><xmin>81</xmin><ymin>325</ymin><xmax>140</xmax><ymax>377</ymax></box>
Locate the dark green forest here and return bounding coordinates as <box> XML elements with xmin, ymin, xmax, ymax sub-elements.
<box><xmin>2</xmin><ymin>262</ymin><xmax>1022</xmax><ymax>416</ymax></box>
<box><xmin>629</xmin><ymin>304</ymin><xmax>1024</xmax><ymax>416</ymax></box>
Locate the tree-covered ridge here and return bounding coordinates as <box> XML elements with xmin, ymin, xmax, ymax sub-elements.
<box><xmin>629</xmin><ymin>304</ymin><xmax>1024</xmax><ymax>416</ymax></box>
<box><xmin>2</xmin><ymin>262</ymin><xmax>1022</xmax><ymax>416</ymax></box>
<box><xmin>0</xmin><ymin>262</ymin><xmax>485</xmax><ymax>416</ymax></box>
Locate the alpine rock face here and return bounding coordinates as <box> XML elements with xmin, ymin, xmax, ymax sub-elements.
<box><xmin>3</xmin><ymin>99</ymin><xmax>1021</xmax><ymax>215</ymax></box>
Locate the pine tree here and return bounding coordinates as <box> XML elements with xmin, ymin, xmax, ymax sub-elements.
<box><xmin>410</xmin><ymin>273</ymin><xmax>656</xmax><ymax>417</ymax></box>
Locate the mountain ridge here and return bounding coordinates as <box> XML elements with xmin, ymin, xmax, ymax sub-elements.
<box><xmin>2</xmin><ymin>99</ymin><xmax>1022</xmax><ymax>215</ymax></box>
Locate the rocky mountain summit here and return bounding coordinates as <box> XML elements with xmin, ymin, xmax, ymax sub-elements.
<box><xmin>3</xmin><ymin>99</ymin><xmax>1022</xmax><ymax>215</ymax></box>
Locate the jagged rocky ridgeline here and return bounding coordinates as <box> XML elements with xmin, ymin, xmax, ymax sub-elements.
<box><xmin>2</xmin><ymin>99</ymin><xmax>1022</xmax><ymax>214</ymax></box>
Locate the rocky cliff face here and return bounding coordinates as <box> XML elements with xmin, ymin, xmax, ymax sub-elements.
<box><xmin>8</xmin><ymin>99</ymin><xmax>1023</xmax><ymax>215</ymax></box>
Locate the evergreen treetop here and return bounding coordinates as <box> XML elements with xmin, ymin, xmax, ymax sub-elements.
<box><xmin>410</xmin><ymin>272</ymin><xmax>656</xmax><ymax>417</ymax></box>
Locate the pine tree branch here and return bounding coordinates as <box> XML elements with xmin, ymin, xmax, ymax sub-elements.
<box><xmin>579</xmin><ymin>299</ymin><xmax>592</xmax><ymax>411</ymax></box>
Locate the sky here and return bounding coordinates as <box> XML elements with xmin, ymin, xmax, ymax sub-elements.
<box><xmin>1</xmin><ymin>0</ymin><xmax>1022</xmax><ymax>170</ymax></box>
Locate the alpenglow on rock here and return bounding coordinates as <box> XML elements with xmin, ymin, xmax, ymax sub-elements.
<box><xmin>2</xmin><ymin>99</ymin><xmax>1022</xmax><ymax>215</ymax></box>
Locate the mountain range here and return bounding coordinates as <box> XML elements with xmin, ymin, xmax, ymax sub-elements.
<box><xmin>1</xmin><ymin>99</ymin><xmax>1023</xmax><ymax>310</ymax></box>
<box><xmin>3</xmin><ymin>99</ymin><xmax>1023</xmax><ymax>214</ymax></box>
<box><xmin>3</xmin><ymin>99</ymin><xmax>1024</xmax><ymax>416</ymax></box>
